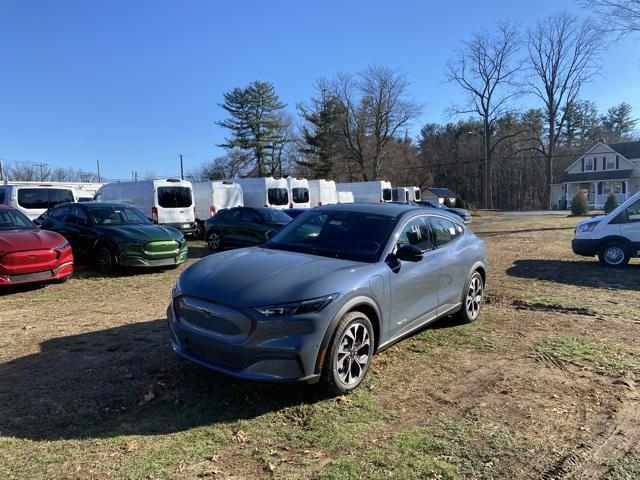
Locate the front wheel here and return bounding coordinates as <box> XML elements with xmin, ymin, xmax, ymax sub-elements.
<box><xmin>598</xmin><ymin>242</ymin><xmax>630</xmax><ymax>268</ymax></box>
<box><xmin>206</xmin><ymin>230</ymin><xmax>222</xmax><ymax>252</ymax></box>
<box><xmin>321</xmin><ymin>311</ymin><xmax>374</xmax><ymax>395</ymax></box>
<box><xmin>457</xmin><ymin>271</ymin><xmax>483</xmax><ymax>323</ymax></box>
<box><xmin>95</xmin><ymin>246</ymin><xmax>115</xmax><ymax>274</ymax></box>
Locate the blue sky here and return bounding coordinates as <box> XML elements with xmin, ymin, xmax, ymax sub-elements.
<box><xmin>1</xmin><ymin>0</ymin><xmax>638</xmax><ymax>180</ymax></box>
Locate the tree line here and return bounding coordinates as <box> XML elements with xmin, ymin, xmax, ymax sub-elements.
<box><xmin>197</xmin><ymin>6</ymin><xmax>639</xmax><ymax>210</ymax></box>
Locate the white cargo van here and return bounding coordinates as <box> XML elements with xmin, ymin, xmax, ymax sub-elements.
<box><xmin>286</xmin><ymin>177</ymin><xmax>311</xmax><ymax>208</ymax></box>
<box><xmin>95</xmin><ymin>179</ymin><xmax>196</xmax><ymax>234</ymax></box>
<box><xmin>572</xmin><ymin>191</ymin><xmax>640</xmax><ymax>267</ymax></box>
<box><xmin>336</xmin><ymin>181</ymin><xmax>393</xmax><ymax>203</ymax></box>
<box><xmin>236</xmin><ymin>177</ymin><xmax>289</xmax><ymax>210</ymax></box>
<box><xmin>337</xmin><ymin>191</ymin><xmax>355</xmax><ymax>203</ymax></box>
<box><xmin>308</xmin><ymin>179</ymin><xmax>338</xmax><ymax>207</ymax></box>
<box><xmin>0</xmin><ymin>183</ymin><xmax>77</xmax><ymax>220</ymax></box>
<box><xmin>392</xmin><ymin>187</ymin><xmax>410</xmax><ymax>202</ymax></box>
<box><xmin>193</xmin><ymin>181</ymin><xmax>243</xmax><ymax>237</ymax></box>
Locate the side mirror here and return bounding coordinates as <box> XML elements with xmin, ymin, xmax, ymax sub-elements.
<box><xmin>265</xmin><ymin>229</ymin><xmax>277</xmax><ymax>241</ymax></box>
<box><xmin>396</xmin><ymin>244</ymin><xmax>424</xmax><ymax>262</ymax></box>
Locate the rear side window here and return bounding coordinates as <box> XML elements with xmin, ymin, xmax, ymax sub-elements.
<box><xmin>398</xmin><ymin>217</ymin><xmax>433</xmax><ymax>250</ymax></box>
<box><xmin>268</xmin><ymin>188</ymin><xmax>288</xmax><ymax>206</ymax></box>
<box><xmin>383</xmin><ymin>188</ymin><xmax>392</xmax><ymax>201</ymax></box>
<box><xmin>157</xmin><ymin>187</ymin><xmax>192</xmax><ymax>208</ymax></box>
<box><xmin>430</xmin><ymin>217</ymin><xmax>463</xmax><ymax>247</ymax></box>
<box><xmin>291</xmin><ymin>188</ymin><xmax>309</xmax><ymax>204</ymax></box>
<box><xmin>49</xmin><ymin>206</ymin><xmax>70</xmax><ymax>220</ymax></box>
<box><xmin>17</xmin><ymin>188</ymin><xmax>74</xmax><ymax>209</ymax></box>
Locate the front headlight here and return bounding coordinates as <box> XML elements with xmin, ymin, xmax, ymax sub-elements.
<box><xmin>55</xmin><ymin>240</ymin><xmax>69</xmax><ymax>249</ymax></box>
<box><xmin>254</xmin><ymin>293</ymin><xmax>340</xmax><ymax>317</ymax></box>
<box><xmin>576</xmin><ymin>221</ymin><xmax>600</xmax><ymax>233</ymax></box>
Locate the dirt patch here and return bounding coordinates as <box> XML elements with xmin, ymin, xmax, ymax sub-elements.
<box><xmin>512</xmin><ymin>299</ymin><xmax>597</xmax><ymax>316</ymax></box>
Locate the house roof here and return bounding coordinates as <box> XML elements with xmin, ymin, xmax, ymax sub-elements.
<box><xmin>562</xmin><ymin>169</ymin><xmax>634</xmax><ymax>183</ymax></box>
<box><xmin>425</xmin><ymin>187</ymin><xmax>457</xmax><ymax>197</ymax></box>
<box><xmin>608</xmin><ymin>141</ymin><xmax>640</xmax><ymax>160</ymax></box>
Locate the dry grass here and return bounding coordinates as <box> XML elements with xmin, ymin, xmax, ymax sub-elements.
<box><xmin>0</xmin><ymin>212</ymin><xmax>639</xmax><ymax>479</ymax></box>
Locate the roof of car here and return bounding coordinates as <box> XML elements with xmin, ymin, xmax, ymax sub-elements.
<box><xmin>316</xmin><ymin>202</ymin><xmax>465</xmax><ymax>224</ymax></box>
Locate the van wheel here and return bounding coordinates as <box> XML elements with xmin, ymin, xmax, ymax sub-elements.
<box><xmin>95</xmin><ymin>246</ymin><xmax>115</xmax><ymax>274</ymax></box>
<box><xmin>207</xmin><ymin>230</ymin><xmax>222</xmax><ymax>252</ymax></box>
<box><xmin>321</xmin><ymin>311</ymin><xmax>374</xmax><ymax>395</ymax></box>
<box><xmin>598</xmin><ymin>242</ymin><xmax>630</xmax><ymax>268</ymax></box>
<box><xmin>195</xmin><ymin>221</ymin><xmax>205</xmax><ymax>239</ymax></box>
<box><xmin>457</xmin><ymin>271</ymin><xmax>483</xmax><ymax>323</ymax></box>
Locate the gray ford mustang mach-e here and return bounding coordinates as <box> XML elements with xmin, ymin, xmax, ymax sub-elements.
<box><xmin>167</xmin><ymin>203</ymin><xmax>487</xmax><ymax>393</ymax></box>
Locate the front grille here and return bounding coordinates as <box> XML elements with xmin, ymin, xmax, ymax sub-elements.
<box><xmin>186</xmin><ymin>340</ymin><xmax>244</xmax><ymax>370</ymax></box>
<box><xmin>175</xmin><ymin>296</ymin><xmax>253</xmax><ymax>339</ymax></box>
<box><xmin>144</xmin><ymin>240</ymin><xmax>179</xmax><ymax>255</ymax></box>
<box><xmin>7</xmin><ymin>270</ymin><xmax>53</xmax><ymax>282</ymax></box>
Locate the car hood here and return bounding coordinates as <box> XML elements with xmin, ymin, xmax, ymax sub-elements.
<box><xmin>178</xmin><ymin>246</ymin><xmax>370</xmax><ymax>307</ymax></box>
<box><xmin>0</xmin><ymin>229</ymin><xmax>65</xmax><ymax>252</ymax></box>
<box><xmin>92</xmin><ymin>224</ymin><xmax>183</xmax><ymax>243</ymax></box>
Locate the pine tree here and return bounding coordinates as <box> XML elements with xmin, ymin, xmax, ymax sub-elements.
<box><xmin>217</xmin><ymin>81</ymin><xmax>286</xmax><ymax>177</ymax></box>
<box><xmin>604</xmin><ymin>192</ymin><xmax>618</xmax><ymax>214</ymax></box>
<box><xmin>601</xmin><ymin>103</ymin><xmax>637</xmax><ymax>140</ymax></box>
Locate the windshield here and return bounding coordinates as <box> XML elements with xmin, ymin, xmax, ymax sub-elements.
<box><xmin>157</xmin><ymin>186</ymin><xmax>192</xmax><ymax>208</ymax></box>
<box><xmin>291</xmin><ymin>188</ymin><xmax>309</xmax><ymax>204</ymax></box>
<box><xmin>382</xmin><ymin>188</ymin><xmax>392</xmax><ymax>201</ymax></box>
<box><xmin>268</xmin><ymin>188</ymin><xmax>289</xmax><ymax>206</ymax></box>
<box><xmin>260</xmin><ymin>209</ymin><xmax>293</xmax><ymax>224</ymax></box>
<box><xmin>87</xmin><ymin>205</ymin><xmax>151</xmax><ymax>225</ymax></box>
<box><xmin>265</xmin><ymin>210</ymin><xmax>398</xmax><ymax>262</ymax></box>
<box><xmin>17</xmin><ymin>188</ymin><xmax>74</xmax><ymax>210</ymax></box>
<box><xmin>0</xmin><ymin>209</ymin><xmax>34</xmax><ymax>230</ymax></box>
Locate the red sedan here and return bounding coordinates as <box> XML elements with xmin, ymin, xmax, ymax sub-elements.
<box><xmin>0</xmin><ymin>206</ymin><xmax>73</xmax><ymax>286</ymax></box>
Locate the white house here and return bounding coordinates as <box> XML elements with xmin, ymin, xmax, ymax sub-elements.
<box><xmin>551</xmin><ymin>140</ymin><xmax>640</xmax><ymax>210</ymax></box>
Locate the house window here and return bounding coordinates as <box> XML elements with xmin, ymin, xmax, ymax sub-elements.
<box><xmin>602</xmin><ymin>181</ymin><xmax>623</xmax><ymax>195</ymax></box>
<box><xmin>606</xmin><ymin>157</ymin><xmax>616</xmax><ymax>170</ymax></box>
<box><xmin>584</xmin><ymin>158</ymin><xmax>594</xmax><ymax>171</ymax></box>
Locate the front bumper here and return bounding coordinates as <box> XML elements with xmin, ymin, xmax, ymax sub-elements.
<box><xmin>166</xmin><ymin>298</ymin><xmax>327</xmax><ymax>383</ymax></box>
<box><xmin>572</xmin><ymin>238</ymin><xmax>599</xmax><ymax>257</ymax></box>
<box><xmin>0</xmin><ymin>261</ymin><xmax>74</xmax><ymax>286</ymax></box>
<box><xmin>119</xmin><ymin>247</ymin><xmax>188</xmax><ymax>268</ymax></box>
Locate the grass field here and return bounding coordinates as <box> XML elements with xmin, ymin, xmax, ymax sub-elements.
<box><xmin>1</xmin><ymin>212</ymin><xmax>639</xmax><ymax>479</ymax></box>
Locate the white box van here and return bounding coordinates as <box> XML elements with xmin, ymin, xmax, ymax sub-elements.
<box><xmin>193</xmin><ymin>181</ymin><xmax>243</xmax><ymax>236</ymax></box>
<box><xmin>308</xmin><ymin>179</ymin><xmax>338</xmax><ymax>207</ymax></box>
<box><xmin>337</xmin><ymin>191</ymin><xmax>355</xmax><ymax>203</ymax></box>
<box><xmin>336</xmin><ymin>181</ymin><xmax>393</xmax><ymax>203</ymax></box>
<box><xmin>95</xmin><ymin>179</ymin><xmax>196</xmax><ymax>234</ymax></box>
<box><xmin>236</xmin><ymin>177</ymin><xmax>289</xmax><ymax>210</ymax></box>
<box><xmin>0</xmin><ymin>183</ymin><xmax>77</xmax><ymax>220</ymax></box>
<box><xmin>286</xmin><ymin>177</ymin><xmax>311</xmax><ymax>208</ymax></box>
<box><xmin>572</xmin><ymin>191</ymin><xmax>640</xmax><ymax>267</ymax></box>
<box><xmin>392</xmin><ymin>187</ymin><xmax>410</xmax><ymax>202</ymax></box>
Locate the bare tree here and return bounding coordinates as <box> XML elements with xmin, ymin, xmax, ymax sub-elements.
<box><xmin>581</xmin><ymin>1</ymin><xmax>640</xmax><ymax>37</ymax></box>
<box><xmin>526</xmin><ymin>12</ymin><xmax>603</xmax><ymax>207</ymax></box>
<box><xmin>330</xmin><ymin>66</ymin><xmax>420</xmax><ymax>181</ymax></box>
<box><xmin>189</xmin><ymin>149</ymin><xmax>253</xmax><ymax>181</ymax></box>
<box><xmin>446</xmin><ymin>21</ymin><xmax>522</xmax><ymax>209</ymax></box>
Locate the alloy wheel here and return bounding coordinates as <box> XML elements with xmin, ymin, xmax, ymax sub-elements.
<box><xmin>465</xmin><ymin>275</ymin><xmax>483</xmax><ymax>320</ymax></box>
<box><xmin>336</xmin><ymin>322</ymin><xmax>371</xmax><ymax>386</ymax></box>
<box><xmin>207</xmin><ymin>232</ymin><xmax>220</xmax><ymax>251</ymax></box>
<box><xmin>603</xmin><ymin>246</ymin><xmax>625</xmax><ymax>266</ymax></box>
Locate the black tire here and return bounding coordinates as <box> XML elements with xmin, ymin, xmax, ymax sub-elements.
<box><xmin>206</xmin><ymin>230</ymin><xmax>223</xmax><ymax>252</ymax></box>
<box><xmin>457</xmin><ymin>271</ymin><xmax>484</xmax><ymax>324</ymax></box>
<box><xmin>95</xmin><ymin>246</ymin><xmax>115</xmax><ymax>274</ymax></box>
<box><xmin>195</xmin><ymin>221</ymin><xmax>206</xmax><ymax>240</ymax></box>
<box><xmin>321</xmin><ymin>311</ymin><xmax>374</xmax><ymax>395</ymax></box>
<box><xmin>598</xmin><ymin>242</ymin><xmax>630</xmax><ymax>268</ymax></box>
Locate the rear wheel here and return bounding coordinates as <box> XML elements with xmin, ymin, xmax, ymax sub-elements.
<box><xmin>195</xmin><ymin>221</ymin><xmax>205</xmax><ymax>240</ymax></box>
<box><xmin>95</xmin><ymin>246</ymin><xmax>115</xmax><ymax>274</ymax></box>
<box><xmin>321</xmin><ymin>311</ymin><xmax>374</xmax><ymax>395</ymax></box>
<box><xmin>207</xmin><ymin>230</ymin><xmax>222</xmax><ymax>252</ymax></box>
<box><xmin>457</xmin><ymin>271</ymin><xmax>483</xmax><ymax>323</ymax></box>
<box><xmin>598</xmin><ymin>242</ymin><xmax>630</xmax><ymax>268</ymax></box>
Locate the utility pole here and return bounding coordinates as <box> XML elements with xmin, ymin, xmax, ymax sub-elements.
<box><xmin>96</xmin><ymin>160</ymin><xmax>101</xmax><ymax>183</ymax></box>
<box><xmin>0</xmin><ymin>160</ymin><xmax>4</xmax><ymax>182</ymax></box>
<box><xmin>179</xmin><ymin>154</ymin><xmax>184</xmax><ymax>180</ymax></box>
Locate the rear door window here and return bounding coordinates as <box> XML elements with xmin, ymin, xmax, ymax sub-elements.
<box><xmin>430</xmin><ymin>217</ymin><xmax>462</xmax><ymax>247</ymax></box>
<box><xmin>157</xmin><ymin>187</ymin><xmax>193</xmax><ymax>208</ymax></box>
<box><xmin>383</xmin><ymin>188</ymin><xmax>392</xmax><ymax>201</ymax></box>
<box><xmin>291</xmin><ymin>188</ymin><xmax>309</xmax><ymax>204</ymax></box>
<box><xmin>268</xmin><ymin>188</ymin><xmax>288</xmax><ymax>206</ymax></box>
<box><xmin>17</xmin><ymin>188</ymin><xmax>74</xmax><ymax>209</ymax></box>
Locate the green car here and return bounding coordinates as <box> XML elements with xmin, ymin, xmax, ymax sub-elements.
<box><xmin>204</xmin><ymin>206</ymin><xmax>292</xmax><ymax>251</ymax></box>
<box><xmin>38</xmin><ymin>202</ymin><xmax>188</xmax><ymax>273</ymax></box>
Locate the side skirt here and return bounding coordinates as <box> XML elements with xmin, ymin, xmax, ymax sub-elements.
<box><xmin>376</xmin><ymin>302</ymin><xmax>461</xmax><ymax>353</ymax></box>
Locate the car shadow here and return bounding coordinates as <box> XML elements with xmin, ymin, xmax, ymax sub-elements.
<box><xmin>477</xmin><ymin>226</ymin><xmax>575</xmax><ymax>238</ymax></box>
<box><xmin>506</xmin><ymin>259</ymin><xmax>640</xmax><ymax>291</ymax></box>
<box><xmin>0</xmin><ymin>319</ymin><xmax>330</xmax><ymax>441</ymax></box>
<box><xmin>187</xmin><ymin>245</ymin><xmax>211</xmax><ymax>259</ymax></box>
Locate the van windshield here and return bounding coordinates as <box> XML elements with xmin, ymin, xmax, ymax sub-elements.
<box><xmin>158</xmin><ymin>187</ymin><xmax>192</xmax><ymax>208</ymax></box>
<box><xmin>382</xmin><ymin>188</ymin><xmax>392</xmax><ymax>201</ymax></box>
<box><xmin>268</xmin><ymin>188</ymin><xmax>289</xmax><ymax>206</ymax></box>
<box><xmin>17</xmin><ymin>188</ymin><xmax>74</xmax><ymax>210</ymax></box>
<box><xmin>291</xmin><ymin>188</ymin><xmax>309</xmax><ymax>204</ymax></box>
